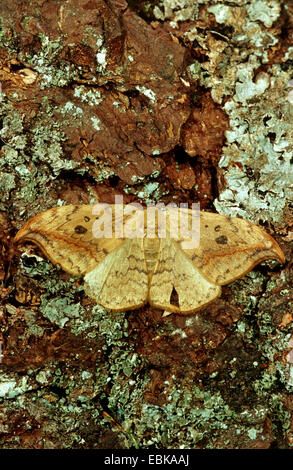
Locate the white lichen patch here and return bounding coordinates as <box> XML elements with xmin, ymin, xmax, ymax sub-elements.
<box><xmin>153</xmin><ymin>0</ymin><xmax>198</xmax><ymax>26</ymax></box>
<box><xmin>208</xmin><ymin>4</ymin><xmax>231</xmax><ymax>24</ymax></box>
<box><xmin>135</xmin><ymin>85</ymin><xmax>156</xmax><ymax>104</ymax></box>
<box><xmin>0</xmin><ymin>374</ymin><xmax>32</xmax><ymax>398</ymax></box>
<box><xmin>204</xmin><ymin>3</ymin><xmax>279</xmax><ymax>103</ymax></box>
<box><xmin>96</xmin><ymin>36</ymin><xmax>107</xmax><ymax>74</ymax></box>
<box><xmin>215</xmin><ymin>68</ymin><xmax>293</xmax><ymax>225</ymax></box>
<box><xmin>125</xmin><ymin>178</ymin><xmax>167</xmax><ymax>204</ymax></box>
<box><xmin>63</xmin><ymin>101</ymin><xmax>83</xmax><ymax>116</ymax></box>
<box><xmin>171</xmin><ymin>328</ymin><xmax>187</xmax><ymax>339</ymax></box>
<box><xmin>90</xmin><ymin>116</ymin><xmax>102</xmax><ymax>131</ymax></box>
<box><xmin>24</xmin><ymin>33</ymin><xmax>79</xmax><ymax>88</ymax></box>
<box><xmin>137</xmin><ymin>182</ymin><xmax>160</xmax><ymax>199</ymax></box>
<box><xmin>247</xmin><ymin>0</ymin><xmax>280</xmax><ymax>28</ymax></box>
<box><xmin>74</xmin><ymin>86</ymin><xmax>104</xmax><ymax>106</ymax></box>
<box><xmin>36</xmin><ymin>370</ymin><xmax>52</xmax><ymax>385</ymax></box>
<box><xmin>235</xmin><ymin>71</ymin><xmax>270</xmax><ymax>102</ymax></box>
<box><xmin>203</xmin><ymin>2</ymin><xmax>293</xmax><ymax>227</ymax></box>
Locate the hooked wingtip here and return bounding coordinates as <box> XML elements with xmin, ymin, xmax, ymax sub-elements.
<box><xmin>271</xmin><ymin>238</ymin><xmax>286</xmax><ymax>264</ymax></box>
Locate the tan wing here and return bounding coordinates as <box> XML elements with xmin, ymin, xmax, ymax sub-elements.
<box><xmin>177</xmin><ymin>211</ymin><xmax>285</xmax><ymax>285</ymax></box>
<box><xmin>149</xmin><ymin>238</ymin><xmax>221</xmax><ymax>314</ymax></box>
<box><xmin>84</xmin><ymin>238</ymin><xmax>149</xmax><ymax>311</ymax></box>
<box><xmin>14</xmin><ymin>205</ymin><xmax>125</xmax><ymax>276</ymax></box>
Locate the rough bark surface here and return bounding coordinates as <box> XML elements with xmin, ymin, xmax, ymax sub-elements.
<box><xmin>0</xmin><ymin>0</ymin><xmax>292</xmax><ymax>449</ymax></box>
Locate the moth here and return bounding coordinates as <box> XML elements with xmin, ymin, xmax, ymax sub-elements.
<box><xmin>14</xmin><ymin>204</ymin><xmax>285</xmax><ymax>314</ymax></box>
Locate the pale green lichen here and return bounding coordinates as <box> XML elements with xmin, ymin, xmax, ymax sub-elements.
<box><xmin>62</xmin><ymin>102</ymin><xmax>84</xmax><ymax>118</ymax></box>
<box><xmin>153</xmin><ymin>0</ymin><xmax>198</xmax><ymax>26</ymax></box>
<box><xmin>214</xmin><ymin>68</ymin><xmax>293</xmax><ymax>226</ymax></box>
<box><xmin>73</xmin><ymin>86</ymin><xmax>104</xmax><ymax>106</ymax></box>
<box><xmin>137</xmin><ymin>182</ymin><xmax>160</xmax><ymax>199</ymax></box>
<box><xmin>20</xmin><ymin>33</ymin><xmax>79</xmax><ymax>89</ymax></box>
<box><xmin>0</xmin><ymin>16</ymin><xmax>17</xmax><ymax>50</ymax></box>
<box><xmin>41</xmin><ymin>297</ymin><xmax>82</xmax><ymax>328</ymax></box>
<box><xmin>22</xmin><ymin>310</ymin><xmax>45</xmax><ymax>338</ymax></box>
<box><xmin>90</xmin><ymin>116</ymin><xmax>102</xmax><ymax>131</ymax></box>
<box><xmin>0</xmin><ymin>95</ymin><xmax>79</xmax><ymax>212</ymax></box>
<box><xmin>0</xmin><ymin>374</ymin><xmax>32</xmax><ymax>399</ymax></box>
<box><xmin>247</xmin><ymin>0</ymin><xmax>280</xmax><ymax>28</ymax></box>
<box><xmin>0</xmin><ymin>172</ymin><xmax>16</xmax><ymax>201</ymax></box>
<box><xmin>208</xmin><ymin>4</ymin><xmax>231</xmax><ymax>24</ymax></box>
<box><xmin>18</xmin><ymin>255</ymin><xmax>87</xmax><ymax>332</ymax></box>
<box><xmin>131</xmin><ymin>384</ymin><xmax>254</xmax><ymax>447</ymax></box>
<box><xmin>1</xmin><ymin>0</ymin><xmax>292</xmax><ymax>449</ymax></box>
<box><xmin>95</xmin><ymin>36</ymin><xmax>108</xmax><ymax>74</ymax></box>
<box><xmin>235</xmin><ymin>69</ymin><xmax>270</xmax><ymax>101</ymax></box>
<box><xmin>205</xmin><ymin>4</ymin><xmax>279</xmax><ymax>103</ymax></box>
<box><xmin>203</xmin><ymin>2</ymin><xmax>292</xmax><ymax>227</ymax></box>
<box><xmin>124</xmin><ymin>178</ymin><xmax>169</xmax><ymax>203</ymax></box>
<box><xmin>188</xmin><ymin>61</ymin><xmax>208</xmax><ymax>86</ymax></box>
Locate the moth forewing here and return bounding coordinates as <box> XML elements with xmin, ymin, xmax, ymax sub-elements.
<box><xmin>178</xmin><ymin>212</ymin><xmax>285</xmax><ymax>286</ymax></box>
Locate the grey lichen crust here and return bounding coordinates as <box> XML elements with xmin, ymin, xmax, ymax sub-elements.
<box><xmin>214</xmin><ymin>68</ymin><xmax>293</xmax><ymax>225</ymax></box>
<box><xmin>200</xmin><ymin>1</ymin><xmax>293</xmax><ymax>226</ymax></box>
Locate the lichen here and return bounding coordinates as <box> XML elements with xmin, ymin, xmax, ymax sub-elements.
<box><xmin>200</xmin><ymin>2</ymin><xmax>293</xmax><ymax>227</ymax></box>
<box><xmin>19</xmin><ymin>33</ymin><xmax>79</xmax><ymax>89</ymax></box>
<box><xmin>95</xmin><ymin>36</ymin><xmax>108</xmax><ymax>75</ymax></box>
<box><xmin>214</xmin><ymin>67</ymin><xmax>293</xmax><ymax>224</ymax></box>
<box><xmin>90</xmin><ymin>116</ymin><xmax>102</xmax><ymax>131</ymax></box>
<box><xmin>0</xmin><ymin>95</ymin><xmax>77</xmax><ymax>214</ymax></box>
<box><xmin>41</xmin><ymin>297</ymin><xmax>82</xmax><ymax>329</ymax></box>
<box><xmin>0</xmin><ymin>374</ymin><xmax>32</xmax><ymax>399</ymax></box>
<box><xmin>153</xmin><ymin>0</ymin><xmax>198</xmax><ymax>27</ymax></box>
<box><xmin>0</xmin><ymin>172</ymin><xmax>16</xmax><ymax>202</ymax></box>
<box><xmin>246</xmin><ymin>0</ymin><xmax>280</xmax><ymax>28</ymax></box>
<box><xmin>73</xmin><ymin>86</ymin><xmax>104</xmax><ymax>106</ymax></box>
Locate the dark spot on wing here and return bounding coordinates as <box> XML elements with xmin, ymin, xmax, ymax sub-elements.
<box><xmin>84</xmin><ymin>216</ymin><xmax>90</xmax><ymax>222</ymax></box>
<box><xmin>75</xmin><ymin>225</ymin><xmax>87</xmax><ymax>234</ymax></box>
<box><xmin>215</xmin><ymin>235</ymin><xmax>228</xmax><ymax>244</ymax></box>
<box><xmin>215</xmin><ymin>225</ymin><xmax>221</xmax><ymax>232</ymax></box>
